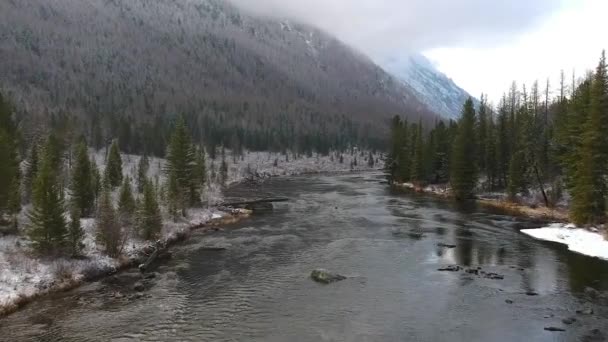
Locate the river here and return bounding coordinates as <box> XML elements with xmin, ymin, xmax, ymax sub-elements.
<box><xmin>1</xmin><ymin>172</ymin><xmax>607</xmax><ymax>341</ymax></box>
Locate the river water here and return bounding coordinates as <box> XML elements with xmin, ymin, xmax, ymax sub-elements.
<box><xmin>1</xmin><ymin>172</ymin><xmax>608</xmax><ymax>341</ymax></box>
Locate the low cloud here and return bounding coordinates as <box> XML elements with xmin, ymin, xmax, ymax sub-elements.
<box><xmin>229</xmin><ymin>0</ymin><xmax>565</xmax><ymax>59</ymax></box>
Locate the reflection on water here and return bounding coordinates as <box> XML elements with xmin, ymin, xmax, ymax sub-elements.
<box><xmin>1</xmin><ymin>172</ymin><xmax>607</xmax><ymax>341</ymax></box>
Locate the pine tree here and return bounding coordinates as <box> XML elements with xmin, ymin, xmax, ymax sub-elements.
<box><xmin>429</xmin><ymin>121</ymin><xmax>450</xmax><ymax>184</ymax></box>
<box><xmin>368</xmin><ymin>151</ymin><xmax>375</xmax><ymax>168</ymax></box>
<box><xmin>118</xmin><ymin>176</ymin><xmax>136</xmax><ymax>225</ymax></box>
<box><xmin>104</xmin><ymin>140</ymin><xmax>123</xmax><ymax>188</ymax></box>
<box><xmin>410</xmin><ymin>121</ymin><xmax>425</xmax><ymax>183</ymax></box>
<box><xmin>23</xmin><ymin>142</ymin><xmax>40</xmax><ymax>204</ymax></box>
<box><xmin>507</xmin><ymin>150</ymin><xmax>526</xmax><ymax>201</ymax></box>
<box><xmin>451</xmin><ymin>98</ymin><xmax>478</xmax><ymax>200</ymax></box>
<box><xmin>0</xmin><ymin>95</ymin><xmax>20</xmax><ymax>222</ymax></box>
<box><xmin>27</xmin><ymin>140</ymin><xmax>67</xmax><ymax>254</ymax></box>
<box><xmin>165</xmin><ymin>117</ymin><xmax>198</xmax><ymax>211</ymax></box>
<box><xmin>136</xmin><ymin>154</ymin><xmax>149</xmax><ymax>194</ymax></box>
<box><xmin>138</xmin><ymin>180</ymin><xmax>163</xmax><ymax>241</ymax></box>
<box><xmin>477</xmin><ymin>94</ymin><xmax>489</xmax><ymax>175</ymax></box>
<box><xmin>396</xmin><ymin>120</ymin><xmax>411</xmax><ymax>182</ymax></box>
<box><xmin>194</xmin><ymin>146</ymin><xmax>207</xmax><ymax>189</ymax></box>
<box><xmin>96</xmin><ymin>189</ymin><xmax>123</xmax><ymax>257</ymax></box>
<box><xmin>66</xmin><ymin>208</ymin><xmax>85</xmax><ymax>256</ymax></box>
<box><xmin>570</xmin><ymin>51</ymin><xmax>608</xmax><ymax>224</ymax></box>
<box><xmin>219</xmin><ymin>154</ymin><xmax>228</xmax><ymax>187</ymax></box>
<box><xmin>70</xmin><ymin>141</ymin><xmax>95</xmax><ymax>217</ymax></box>
<box><xmin>91</xmin><ymin>161</ymin><xmax>102</xmax><ymax>202</ymax></box>
<box><xmin>167</xmin><ymin>169</ymin><xmax>182</xmax><ymax>220</ymax></box>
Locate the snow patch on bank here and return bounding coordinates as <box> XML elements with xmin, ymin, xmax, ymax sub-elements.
<box><xmin>521</xmin><ymin>224</ymin><xmax>608</xmax><ymax>260</ymax></box>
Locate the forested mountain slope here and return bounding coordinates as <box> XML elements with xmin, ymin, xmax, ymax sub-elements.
<box><xmin>0</xmin><ymin>0</ymin><xmax>437</xmax><ymax>154</ymax></box>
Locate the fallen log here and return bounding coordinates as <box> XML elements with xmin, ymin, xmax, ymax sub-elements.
<box><xmin>220</xmin><ymin>198</ymin><xmax>288</xmax><ymax>207</ymax></box>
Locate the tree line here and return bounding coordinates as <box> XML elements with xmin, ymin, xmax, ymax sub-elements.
<box><xmin>0</xmin><ymin>93</ymin><xmax>213</xmax><ymax>257</ymax></box>
<box><xmin>387</xmin><ymin>51</ymin><xmax>607</xmax><ymax>226</ymax></box>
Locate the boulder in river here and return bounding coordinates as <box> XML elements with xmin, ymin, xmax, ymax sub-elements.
<box><xmin>437</xmin><ymin>243</ymin><xmax>457</xmax><ymax>249</ymax></box>
<box><xmin>526</xmin><ymin>291</ymin><xmax>539</xmax><ymax>296</ymax></box>
<box><xmin>505</xmin><ymin>299</ymin><xmax>514</xmax><ymax>304</ymax></box>
<box><xmin>310</xmin><ymin>269</ymin><xmax>346</xmax><ymax>284</ymax></box>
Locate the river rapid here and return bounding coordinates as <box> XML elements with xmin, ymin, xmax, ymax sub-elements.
<box><xmin>1</xmin><ymin>172</ymin><xmax>607</xmax><ymax>341</ymax></box>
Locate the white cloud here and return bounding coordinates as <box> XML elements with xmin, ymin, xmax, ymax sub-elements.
<box><xmin>229</xmin><ymin>0</ymin><xmax>565</xmax><ymax>58</ymax></box>
<box><xmin>229</xmin><ymin>0</ymin><xmax>604</xmax><ymax>104</ymax></box>
<box><xmin>425</xmin><ymin>0</ymin><xmax>607</xmax><ymax>103</ymax></box>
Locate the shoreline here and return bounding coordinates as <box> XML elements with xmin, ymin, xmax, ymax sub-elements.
<box><xmin>393</xmin><ymin>182</ymin><xmax>569</xmax><ymax>222</ymax></box>
<box><xmin>0</xmin><ymin>208</ymin><xmax>252</xmax><ymax>318</ymax></box>
<box><xmin>393</xmin><ymin>182</ymin><xmax>608</xmax><ymax>261</ymax></box>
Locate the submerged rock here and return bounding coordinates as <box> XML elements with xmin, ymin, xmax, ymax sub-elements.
<box><xmin>526</xmin><ymin>291</ymin><xmax>539</xmax><ymax>296</ymax></box>
<box><xmin>483</xmin><ymin>272</ymin><xmax>504</xmax><ymax>280</ymax></box>
<box><xmin>584</xmin><ymin>286</ymin><xmax>600</xmax><ymax>298</ymax></box>
<box><xmin>562</xmin><ymin>317</ymin><xmax>577</xmax><ymax>325</ymax></box>
<box><xmin>437</xmin><ymin>243</ymin><xmax>457</xmax><ymax>249</ymax></box>
<box><xmin>505</xmin><ymin>299</ymin><xmax>514</xmax><ymax>304</ymax></box>
<box><xmin>544</xmin><ymin>327</ymin><xmax>565</xmax><ymax>332</ymax></box>
<box><xmin>576</xmin><ymin>308</ymin><xmax>594</xmax><ymax>315</ymax></box>
<box><xmin>438</xmin><ymin>265</ymin><xmax>460</xmax><ymax>272</ymax></box>
<box><xmin>581</xmin><ymin>328</ymin><xmax>606</xmax><ymax>342</ymax></box>
<box><xmin>310</xmin><ymin>269</ymin><xmax>346</xmax><ymax>284</ymax></box>
<box><xmin>143</xmin><ymin>272</ymin><xmax>157</xmax><ymax>280</ymax></box>
<box><xmin>133</xmin><ymin>282</ymin><xmax>145</xmax><ymax>292</ymax></box>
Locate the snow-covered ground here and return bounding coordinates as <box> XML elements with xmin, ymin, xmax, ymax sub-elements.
<box><xmin>521</xmin><ymin>224</ymin><xmax>608</xmax><ymax>261</ymax></box>
<box><xmin>1</xmin><ymin>148</ymin><xmax>381</xmax><ymax>315</ymax></box>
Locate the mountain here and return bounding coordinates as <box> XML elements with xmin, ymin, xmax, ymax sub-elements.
<box><xmin>384</xmin><ymin>54</ymin><xmax>475</xmax><ymax>120</ymax></box>
<box><xmin>0</xmin><ymin>0</ymin><xmax>438</xmax><ymax>154</ymax></box>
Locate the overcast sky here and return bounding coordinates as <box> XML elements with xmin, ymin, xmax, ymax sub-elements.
<box><xmin>230</xmin><ymin>0</ymin><xmax>606</xmax><ymax>104</ymax></box>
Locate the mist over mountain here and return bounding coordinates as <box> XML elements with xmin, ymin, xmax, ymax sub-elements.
<box><xmin>0</xmin><ymin>0</ymin><xmax>439</xmax><ymax>154</ymax></box>
<box><xmin>383</xmin><ymin>54</ymin><xmax>476</xmax><ymax>120</ymax></box>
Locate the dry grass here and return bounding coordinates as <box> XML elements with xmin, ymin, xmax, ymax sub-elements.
<box><xmin>477</xmin><ymin>199</ymin><xmax>569</xmax><ymax>222</ymax></box>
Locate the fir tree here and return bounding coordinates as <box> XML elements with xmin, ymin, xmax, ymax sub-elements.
<box><xmin>104</xmin><ymin>140</ymin><xmax>123</xmax><ymax>188</ymax></box>
<box><xmin>66</xmin><ymin>208</ymin><xmax>85</xmax><ymax>256</ymax></box>
<box><xmin>570</xmin><ymin>51</ymin><xmax>608</xmax><ymax>224</ymax></box>
<box><xmin>136</xmin><ymin>154</ymin><xmax>149</xmax><ymax>194</ymax></box>
<box><xmin>194</xmin><ymin>146</ymin><xmax>207</xmax><ymax>189</ymax></box>
<box><xmin>27</xmin><ymin>140</ymin><xmax>67</xmax><ymax>254</ymax></box>
<box><xmin>70</xmin><ymin>141</ymin><xmax>95</xmax><ymax>217</ymax></box>
<box><xmin>96</xmin><ymin>189</ymin><xmax>123</xmax><ymax>257</ymax></box>
<box><xmin>451</xmin><ymin>98</ymin><xmax>478</xmax><ymax>200</ymax></box>
<box><xmin>219</xmin><ymin>154</ymin><xmax>228</xmax><ymax>187</ymax></box>
<box><xmin>165</xmin><ymin>117</ymin><xmax>198</xmax><ymax>211</ymax></box>
<box><xmin>368</xmin><ymin>151</ymin><xmax>375</xmax><ymax>168</ymax></box>
<box><xmin>118</xmin><ymin>176</ymin><xmax>136</xmax><ymax>225</ymax></box>
<box><xmin>0</xmin><ymin>95</ymin><xmax>21</xmax><ymax>221</ymax></box>
<box><xmin>91</xmin><ymin>161</ymin><xmax>102</xmax><ymax>202</ymax></box>
<box><xmin>23</xmin><ymin>142</ymin><xmax>40</xmax><ymax>204</ymax></box>
<box><xmin>507</xmin><ymin>150</ymin><xmax>527</xmax><ymax>201</ymax></box>
<box><xmin>167</xmin><ymin>169</ymin><xmax>182</xmax><ymax>220</ymax></box>
<box><xmin>410</xmin><ymin>122</ymin><xmax>425</xmax><ymax>183</ymax></box>
<box><xmin>138</xmin><ymin>180</ymin><xmax>163</xmax><ymax>241</ymax></box>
